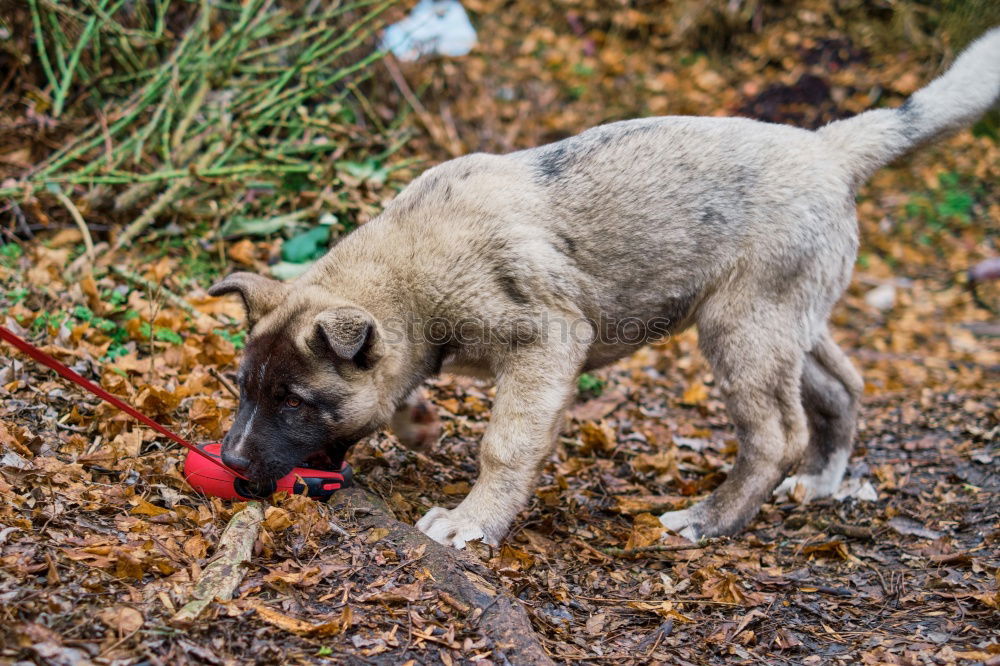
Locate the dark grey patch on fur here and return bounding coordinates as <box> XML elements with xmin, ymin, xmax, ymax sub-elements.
<box><xmin>535</xmin><ymin>143</ymin><xmax>572</xmax><ymax>181</ymax></box>
<box><xmin>700</xmin><ymin>207</ymin><xmax>727</xmax><ymax>226</ymax></box>
<box><xmin>553</xmin><ymin>231</ymin><xmax>578</xmax><ymax>258</ymax></box>
<box><xmin>659</xmin><ymin>292</ymin><xmax>698</xmax><ymax>334</ymax></box>
<box><xmin>763</xmin><ymin>249</ymin><xmax>813</xmax><ymax>300</ymax></box>
<box><xmin>897</xmin><ymin>98</ymin><xmax>922</xmax><ymax>142</ymax></box>
<box><xmin>593</xmin><ymin>131</ymin><xmax>615</xmax><ymax>146</ymax></box>
<box><xmin>494</xmin><ymin>268</ymin><xmax>530</xmax><ymax>305</ymax></box>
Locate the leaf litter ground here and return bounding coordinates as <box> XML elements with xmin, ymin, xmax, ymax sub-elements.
<box><xmin>2</xmin><ymin>1</ymin><xmax>999</xmax><ymax>664</ymax></box>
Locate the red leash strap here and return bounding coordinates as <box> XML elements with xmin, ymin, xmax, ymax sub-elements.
<box><xmin>0</xmin><ymin>325</ymin><xmax>244</xmax><ymax>477</ymax></box>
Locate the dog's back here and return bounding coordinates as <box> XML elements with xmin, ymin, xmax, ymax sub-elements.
<box><xmin>364</xmin><ymin>29</ymin><xmax>1000</xmax><ymax>348</ymax></box>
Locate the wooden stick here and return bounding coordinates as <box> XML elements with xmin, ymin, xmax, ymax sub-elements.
<box><xmin>599</xmin><ymin>539</ymin><xmax>718</xmax><ymax>556</ymax></box>
<box><xmin>209</xmin><ymin>367</ymin><xmax>239</xmax><ymax>399</ymax></box>
<box><xmin>171</xmin><ymin>501</ymin><xmax>264</xmax><ymax>625</ymax></box>
<box><xmin>382</xmin><ymin>56</ymin><xmax>463</xmax><ymax>158</ymax></box>
<box><xmin>103</xmin><ymin>142</ymin><xmax>224</xmax><ymax>259</ymax></box>
<box><xmin>53</xmin><ymin>190</ymin><xmax>95</xmax><ymax>263</ymax></box>
<box><xmin>335</xmin><ymin>487</ymin><xmax>553</xmax><ymax>664</ymax></box>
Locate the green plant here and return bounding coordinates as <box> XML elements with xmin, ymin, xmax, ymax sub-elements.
<box><xmin>905</xmin><ymin>171</ymin><xmax>979</xmax><ymax>237</ymax></box>
<box><xmin>578</xmin><ymin>373</ymin><xmax>605</xmax><ymax>398</ymax></box>
<box><xmin>214</xmin><ymin>327</ymin><xmax>247</xmax><ymax>350</ymax></box>
<box><xmin>7</xmin><ymin>0</ymin><xmax>405</xmax><ymax>255</ymax></box>
<box><xmin>0</xmin><ymin>244</ymin><xmax>23</xmax><ymax>268</ymax></box>
<box><xmin>6</xmin><ymin>288</ymin><xmax>29</xmax><ymax>305</ymax></box>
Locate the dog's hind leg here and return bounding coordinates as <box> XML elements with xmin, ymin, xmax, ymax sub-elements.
<box><xmin>774</xmin><ymin>331</ymin><xmax>862</xmax><ymax>501</ymax></box>
<box><xmin>660</xmin><ymin>303</ymin><xmax>810</xmax><ymax>540</ymax></box>
<box><xmin>390</xmin><ymin>388</ymin><xmax>442</xmax><ymax>451</ymax></box>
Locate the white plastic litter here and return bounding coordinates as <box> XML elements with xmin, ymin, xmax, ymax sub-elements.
<box><xmin>864</xmin><ymin>282</ymin><xmax>896</xmax><ymax>311</ymax></box>
<box><xmin>381</xmin><ymin>0</ymin><xmax>477</xmax><ymax>62</ymax></box>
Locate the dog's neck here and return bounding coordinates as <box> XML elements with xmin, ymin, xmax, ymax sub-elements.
<box><xmin>301</xmin><ymin>228</ymin><xmax>448</xmax><ymax>409</ymax></box>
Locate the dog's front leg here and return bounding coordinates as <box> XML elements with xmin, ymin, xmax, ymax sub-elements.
<box><xmin>416</xmin><ymin>335</ymin><xmax>584</xmax><ymax>548</ymax></box>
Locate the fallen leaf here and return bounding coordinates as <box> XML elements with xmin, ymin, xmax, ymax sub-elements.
<box><xmin>614</xmin><ymin>495</ymin><xmax>684</xmax><ymax>515</ymax></box>
<box><xmin>131</xmin><ymin>499</ymin><xmax>170</xmax><ymax>517</ymax></box>
<box><xmin>263</xmin><ymin>507</ymin><xmax>293</xmax><ymax>532</ymax></box>
<box><xmin>578</xmin><ymin>420</ymin><xmax>616</xmax><ymax>454</ymax></box>
<box><xmin>496</xmin><ymin>544</ymin><xmax>534</xmax><ymax>573</ymax></box>
<box><xmin>681</xmin><ymin>381</ymin><xmax>709</xmax><ymax>405</ymax></box>
<box><xmin>365</xmin><ymin>527</ymin><xmax>391</xmax><ymax>543</ymax></box>
<box><xmin>888</xmin><ymin>517</ymin><xmax>943</xmax><ymax>540</ymax></box>
<box><xmin>228</xmin><ymin>239</ymin><xmax>259</xmax><ymax>265</ymax></box>
<box><xmin>625</xmin><ymin>512</ymin><xmax>666</xmax><ymax>549</ymax></box>
<box><xmin>252</xmin><ymin>603</ymin><xmax>350</xmax><ymax>636</ymax></box>
<box><xmin>97</xmin><ymin>606</ymin><xmax>144</xmax><ymax>635</ymax></box>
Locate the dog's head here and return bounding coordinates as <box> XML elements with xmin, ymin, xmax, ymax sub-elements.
<box><xmin>208</xmin><ymin>272</ymin><xmax>394</xmax><ymax>484</ymax></box>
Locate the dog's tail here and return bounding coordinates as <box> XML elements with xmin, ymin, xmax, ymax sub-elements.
<box><xmin>819</xmin><ymin>27</ymin><xmax>1000</xmax><ymax>188</ymax></box>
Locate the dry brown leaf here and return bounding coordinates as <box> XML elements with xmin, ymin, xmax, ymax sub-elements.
<box><xmin>442</xmin><ymin>482</ymin><xmax>471</xmax><ymax>495</ymax></box>
<box><xmin>578</xmin><ymin>420</ymin><xmax>616</xmax><ymax>454</ymax></box>
<box><xmin>802</xmin><ymin>539</ymin><xmax>851</xmax><ymax>561</ymax></box>
<box><xmin>131</xmin><ymin>499</ymin><xmax>170</xmax><ymax>517</ymax></box>
<box><xmin>228</xmin><ymin>239</ymin><xmax>259</xmax><ymax>266</ymax></box>
<box><xmin>362</xmin><ymin>581</ymin><xmax>430</xmax><ymax>604</ymax></box>
<box><xmin>497</xmin><ymin>544</ymin><xmax>535</xmax><ymax>573</ymax></box>
<box><xmin>365</xmin><ymin>527</ymin><xmax>391</xmax><ymax>544</ymax></box>
<box><xmin>613</xmin><ymin>495</ymin><xmax>685</xmax><ymax>515</ymax></box>
<box><xmin>632</xmin><ymin>450</ymin><xmax>678</xmax><ymax>478</ymax></box>
<box><xmin>263</xmin><ymin>507</ymin><xmax>293</xmax><ymax>532</ymax></box>
<box><xmin>252</xmin><ymin>603</ymin><xmax>351</xmax><ymax>637</ymax></box>
<box><xmin>97</xmin><ymin>606</ymin><xmax>144</xmax><ymax>635</ymax></box>
<box><xmin>681</xmin><ymin>381</ymin><xmax>709</xmax><ymax>405</ymax></box>
<box><xmin>625</xmin><ymin>512</ymin><xmax>666</xmax><ymax>549</ymax></box>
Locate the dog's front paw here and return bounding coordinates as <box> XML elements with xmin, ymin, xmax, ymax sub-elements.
<box><xmin>416</xmin><ymin>507</ymin><xmax>493</xmax><ymax>549</ymax></box>
<box><xmin>659</xmin><ymin>507</ymin><xmax>704</xmax><ymax>542</ymax></box>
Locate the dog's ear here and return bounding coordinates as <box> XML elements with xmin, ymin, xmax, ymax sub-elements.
<box><xmin>208</xmin><ymin>272</ymin><xmax>285</xmax><ymax>327</ymax></box>
<box><xmin>313</xmin><ymin>306</ymin><xmax>383</xmax><ymax>368</ymax></box>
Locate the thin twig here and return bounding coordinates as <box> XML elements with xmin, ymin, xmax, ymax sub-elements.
<box><xmin>327</xmin><ymin>518</ymin><xmax>350</xmax><ymax>539</ymax></box>
<box><xmin>381</xmin><ymin>553</ymin><xmax>426</xmax><ymax>578</ymax></box>
<box><xmin>103</xmin><ymin>143</ymin><xmax>222</xmax><ymax>258</ymax></box>
<box><xmin>52</xmin><ymin>190</ymin><xmax>95</xmax><ymax>263</ymax></box>
<box><xmin>382</xmin><ymin>55</ymin><xmax>463</xmax><ymax>158</ymax></box>
<box><xmin>209</xmin><ymin>367</ymin><xmax>239</xmax><ymax>399</ymax></box>
<box><xmin>599</xmin><ymin>538</ymin><xmax>719</xmax><ymax>556</ymax></box>
<box><xmin>574</xmin><ymin>594</ymin><xmax>738</xmax><ymax>606</ymax></box>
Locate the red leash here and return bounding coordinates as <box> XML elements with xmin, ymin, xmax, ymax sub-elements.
<box><xmin>0</xmin><ymin>325</ymin><xmax>245</xmax><ymax>478</ymax></box>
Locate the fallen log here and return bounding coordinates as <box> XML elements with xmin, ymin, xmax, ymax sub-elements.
<box><xmin>332</xmin><ymin>487</ymin><xmax>553</xmax><ymax>665</ymax></box>
<box><xmin>171</xmin><ymin>501</ymin><xmax>264</xmax><ymax>625</ymax></box>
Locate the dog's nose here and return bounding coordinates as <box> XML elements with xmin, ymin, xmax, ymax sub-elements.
<box><xmin>222</xmin><ymin>450</ymin><xmax>251</xmax><ymax>474</ymax></box>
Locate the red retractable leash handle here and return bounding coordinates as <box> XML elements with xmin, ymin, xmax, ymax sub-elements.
<box><xmin>0</xmin><ymin>325</ymin><xmax>350</xmax><ymax>501</ymax></box>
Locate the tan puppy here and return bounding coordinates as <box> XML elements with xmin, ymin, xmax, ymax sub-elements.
<box><xmin>210</xmin><ymin>29</ymin><xmax>1000</xmax><ymax>547</ymax></box>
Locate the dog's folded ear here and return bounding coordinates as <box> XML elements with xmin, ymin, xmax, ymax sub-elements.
<box><xmin>314</xmin><ymin>307</ymin><xmax>383</xmax><ymax>368</ymax></box>
<box><xmin>208</xmin><ymin>272</ymin><xmax>285</xmax><ymax>327</ymax></box>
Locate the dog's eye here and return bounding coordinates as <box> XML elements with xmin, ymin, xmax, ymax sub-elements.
<box><xmin>284</xmin><ymin>395</ymin><xmax>302</xmax><ymax>409</ymax></box>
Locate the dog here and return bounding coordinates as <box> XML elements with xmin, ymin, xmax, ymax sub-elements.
<box><xmin>209</xmin><ymin>29</ymin><xmax>1000</xmax><ymax>547</ymax></box>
